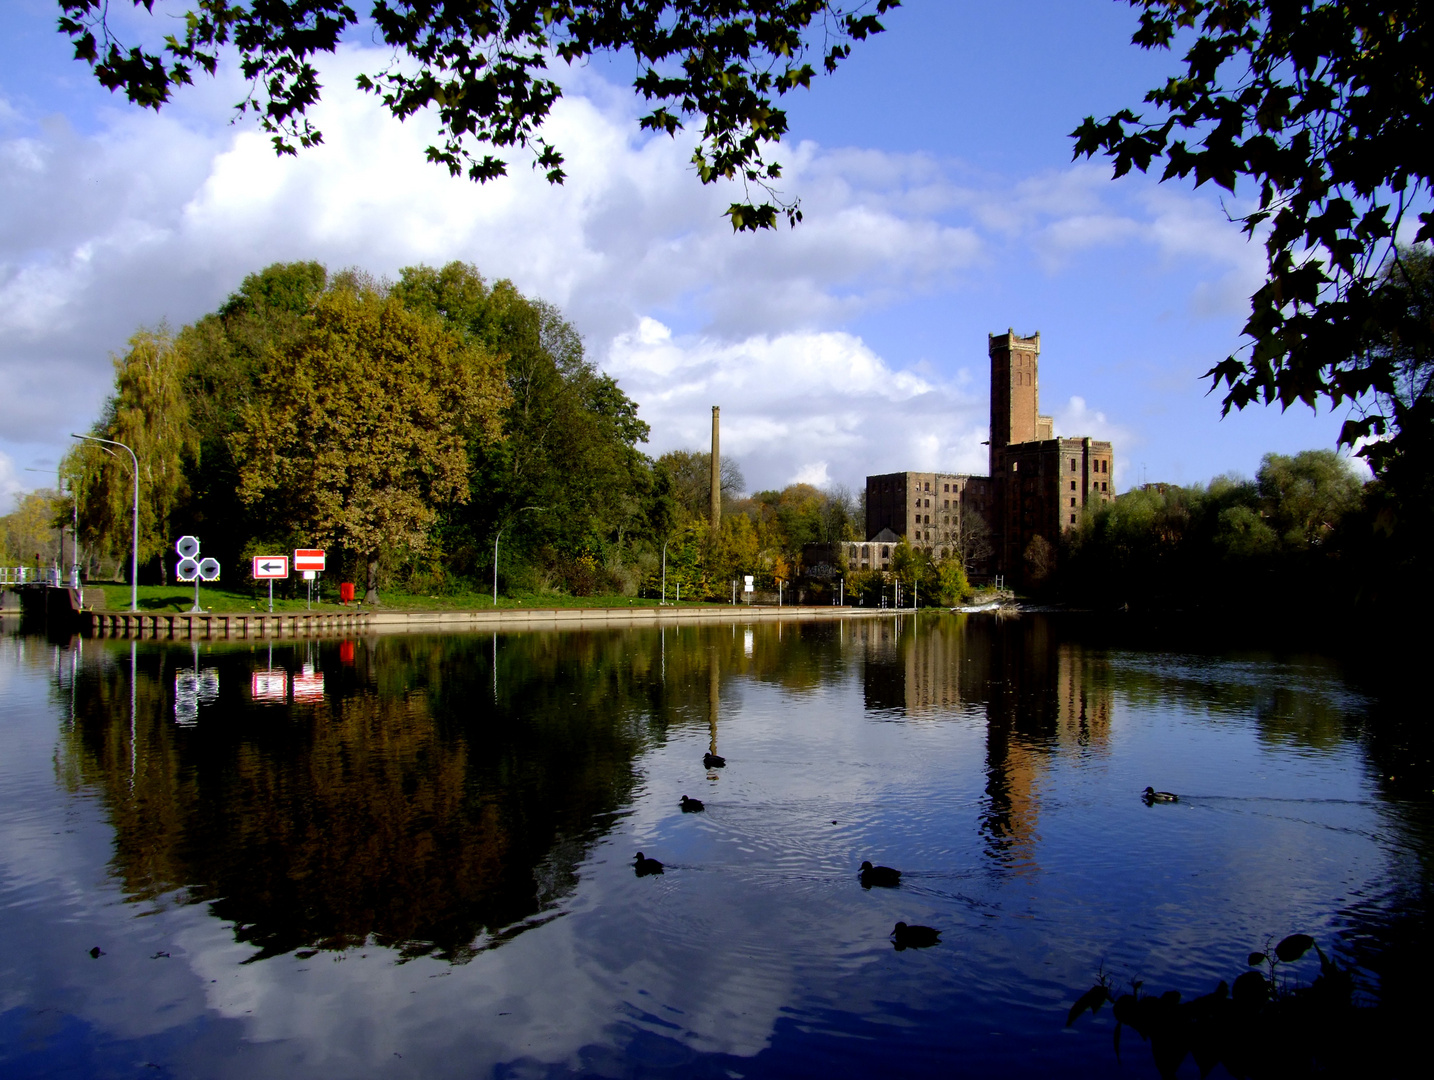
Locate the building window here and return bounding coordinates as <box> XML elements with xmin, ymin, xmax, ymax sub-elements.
<box><xmin>1070</xmin><ymin>480</ymin><xmax>1076</xmax><ymax>490</ymax></box>
<box><xmin>1071</xmin><ymin>458</ymin><xmax>1078</xmax><ymax>471</ymax></box>
<box><xmin>1102</xmin><ymin>482</ymin><xmax>1107</xmax><ymax>492</ymax></box>
<box><xmin>1011</xmin><ymin>462</ymin><xmax>1019</xmax><ymax>472</ymax></box>
<box><xmin>882</xmin><ymin>547</ymin><xmax>890</xmax><ymax>557</ymax></box>
<box><xmin>1070</xmin><ymin>514</ymin><xmax>1076</xmax><ymax>524</ymax></box>
<box><xmin>1070</xmin><ymin>497</ymin><xmax>1076</xmax><ymax>507</ymax></box>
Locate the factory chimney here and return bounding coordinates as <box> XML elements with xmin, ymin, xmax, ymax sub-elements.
<box><xmin>710</xmin><ymin>406</ymin><xmax>721</xmax><ymax>531</ymax></box>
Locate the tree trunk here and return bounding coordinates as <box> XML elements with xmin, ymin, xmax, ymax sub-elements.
<box><xmin>364</xmin><ymin>556</ymin><xmax>381</xmax><ymax>606</ymax></box>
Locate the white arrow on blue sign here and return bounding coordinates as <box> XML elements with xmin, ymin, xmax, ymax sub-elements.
<box><xmin>252</xmin><ymin>556</ymin><xmax>289</xmax><ymax>579</ymax></box>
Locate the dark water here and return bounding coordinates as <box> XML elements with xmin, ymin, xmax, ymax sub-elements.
<box><xmin>0</xmin><ymin>615</ymin><xmax>1427</xmax><ymax>1078</ymax></box>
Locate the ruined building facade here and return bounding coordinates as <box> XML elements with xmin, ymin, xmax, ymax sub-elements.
<box><xmin>863</xmin><ymin>331</ymin><xmax>1114</xmax><ymax>583</ymax></box>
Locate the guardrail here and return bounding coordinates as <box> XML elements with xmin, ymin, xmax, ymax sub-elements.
<box><xmin>2</xmin><ymin>567</ymin><xmax>59</xmax><ymax>586</ymax></box>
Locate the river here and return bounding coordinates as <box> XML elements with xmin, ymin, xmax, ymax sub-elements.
<box><xmin>0</xmin><ymin>613</ymin><xmax>1425</xmax><ymax>1078</ymax></box>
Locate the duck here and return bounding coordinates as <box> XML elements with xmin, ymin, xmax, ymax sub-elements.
<box><xmin>891</xmin><ymin>922</ymin><xmax>941</xmax><ymax>950</ymax></box>
<box><xmin>703</xmin><ymin>752</ymin><xmax>726</xmax><ymax>768</ymax></box>
<box><xmin>1143</xmin><ymin>786</ymin><xmax>1179</xmax><ymax>804</ymax></box>
<box><xmin>859</xmin><ymin>861</ymin><xmax>901</xmax><ymax>888</ymax></box>
<box><xmin>633</xmin><ymin>852</ymin><xmax>665</xmax><ymax>877</ymax></box>
<box><xmin>679</xmin><ymin>795</ymin><xmax>705</xmax><ymax>813</ymax></box>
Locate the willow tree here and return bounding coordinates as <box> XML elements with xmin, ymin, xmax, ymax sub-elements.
<box><xmin>63</xmin><ymin>327</ymin><xmax>198</xmax><ymax>583</ymax></box>
<box><xmin>232</xmin><ymin>284</ymin><xmax>509</xmax><ymax>603</ymax></box>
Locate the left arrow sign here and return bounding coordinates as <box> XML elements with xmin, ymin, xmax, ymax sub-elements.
<box><xmin>252</xmin><ymin>556</ymin><xmax>289</xmax><ymax>579</ymax></box>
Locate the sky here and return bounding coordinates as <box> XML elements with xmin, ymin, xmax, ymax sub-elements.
<box><xmin>0</xmin><ymin>0</ymin><xmax>1364</xmax><ymax>514</ymax></box>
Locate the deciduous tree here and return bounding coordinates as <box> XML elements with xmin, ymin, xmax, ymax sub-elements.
<box><xmin>231</xmin><ymin>283</ymin><xmax>508</xmax><ymax>603</ymax></box>
<box><xmin>1074</xmin><ymin>2</ymin><xmax>1433</xmax><ymax>469</ymax></box>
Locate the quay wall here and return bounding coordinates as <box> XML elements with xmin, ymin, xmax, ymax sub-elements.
<box><xmin>85</xmin><ymin>604</ymin><xmax>901</xmax><ymax>640</ymax></box>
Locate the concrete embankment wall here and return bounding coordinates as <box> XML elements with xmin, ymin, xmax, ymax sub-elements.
<box><xmin>86</xmin><ymin>604</ymin><xmax>898</xmax><ymax>640</ymax></box>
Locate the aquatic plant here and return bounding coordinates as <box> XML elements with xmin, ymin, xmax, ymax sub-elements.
<box><xmin>1066</xmin><ymin>934</ymin><xmax>1382</xmax><ymax>1078</ymax></box>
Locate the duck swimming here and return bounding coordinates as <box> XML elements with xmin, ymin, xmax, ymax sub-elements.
<box><xmin>633</xmin><ymin>852</ymin><xmax>664</xmax><ymax>877</ymax></box>
<box><xmin>1143</xmin><ymin>786</ymin><xmax>1179</xmax><ymax>804</ymax></box>
<box><xmin>680</xmin><ymin>795</ymin><xmax>705</xmax><ymax>813</ymax></box>
<box><xmin>859</xmin><ymin>861</ymin><xmax>901</xmax><ymax>888</ymax></box>
<box><xmin>703</xmin><ymin>752</ymin><xmax>726</xmax><ymax>768</ymax></box>
<box><xmin>891</xmin><ymin>922</ymin><xmax>941</xmax><ymax>950</ymax></box>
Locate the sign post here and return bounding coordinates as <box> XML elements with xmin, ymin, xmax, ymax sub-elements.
<box><xmin>175</xmin><ymin>536</ymin><xmax>220</xmax><ymax>612</ymax></box>
<box><xmin>294</xmin><ymin>549</ymin><xmax>325</xmax><ymax>611</ymax></box>
<box><xmin>252</xmin><ymin>555</ymin><xmax>289</xmax><ymax>612</ymax></box>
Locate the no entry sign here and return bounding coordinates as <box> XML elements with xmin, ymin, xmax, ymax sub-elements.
<box><xmin>294</xmin><ymin>548</ymin><xmax>326</xmax><ymax>572</ymax></box>
<box><xmin>252</xmin><ymin>555</ymin><xmax>289</xmax><ymax>579</ymax></box>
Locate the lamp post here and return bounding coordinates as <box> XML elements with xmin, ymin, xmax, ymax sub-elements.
<box><xmin>71</xmin><ymin>434</ymin><xmax>139</xmax><ymax>612</ymax></box>
<box><xmin>493</xmin><ymin>506</ymin><xmax>542</xmax><ymax>606</ymax></box>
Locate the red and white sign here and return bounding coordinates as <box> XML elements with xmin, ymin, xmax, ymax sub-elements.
<box><xmin>294</xmin><ymin>548</ymin><xmax>326</xmax><ymax>572</ymax></box>
<box><xmin>252</xmin><ymin>555</ymin><xmax>289</xmax><ymax>579</ymax></box>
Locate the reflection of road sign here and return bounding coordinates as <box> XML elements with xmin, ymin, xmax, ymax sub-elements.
<box><xmin>294</xmin><ymin>548</ymin><xmax>326</xmax><ymax>572</ymax></box>
<box><xmin>293</xmin><ymin>664</ymin><xmax>324</xmax><ymax>703</ymax></box>
<box><xmin>252</xmin><ymin>556</ymin><xmax>289</xmax><ymax>579</ymax></box>
<box><xmin>176</xmin><ymin>535</ymin><xmax>200</xmax><ymax>559</ymax></box>
<box><xmin>251</xmin><ymin>670</ymin><xmax>287</xmax><ymax>703</ymax></box>
<box><xmin>198</xmin><ymin>557</ymin><xmax>220</xmax><ymax>581</ymax></box>
<box><xmin>177</xmin><ymin>557</ymin><xmax>200</xmax><ymax>582</ymax></box>
<box><xmin>176</xmin><ymin>668</ymin><xmax>219</xmax><ymax>725</ymax></box>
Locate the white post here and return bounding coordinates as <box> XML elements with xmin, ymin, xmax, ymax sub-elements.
<box><xmin>661</xmin><ymin>541</ymin><xmax>667</xmax><ymax>604</ymax></box>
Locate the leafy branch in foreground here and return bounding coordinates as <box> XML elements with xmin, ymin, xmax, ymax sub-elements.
<box><xmin>1073</xmin><ymin>2</ymin><xmax>1433</xmax><ymax>473</ymax></box>
<box><xmin>56</xmin><ymin>1</ymin><xmax>899</xmax><ymax>230</ymax></box>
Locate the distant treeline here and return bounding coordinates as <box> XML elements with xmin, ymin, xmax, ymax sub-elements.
<box><xmin>45</xmin><ymin>261</ymin><xmax>861</xmax><ymax>601</ymax></box>
<box><xmin>1055</xmin><ymin>448</ymin><xmax>1430</xmax><ymax>613</ymax></box>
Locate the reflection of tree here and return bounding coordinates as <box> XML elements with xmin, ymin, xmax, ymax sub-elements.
<box><xmin>58</xmin><ymin>624</ymin><xmax>849</xmax><ymax>963</ymax></box>
<box><xmin>62</xmin><ymin>634</ymin><xmax>661</xmax><ymax>961</ymax></box>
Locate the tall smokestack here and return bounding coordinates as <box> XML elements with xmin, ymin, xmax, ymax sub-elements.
<box><xmin>710</xmin><ymin>405</ymin><xmax>721</xmax><ymax>531</ymax></box>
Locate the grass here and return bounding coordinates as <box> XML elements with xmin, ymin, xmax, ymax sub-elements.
<box><xmin>89</xmin><ymin>583</ymin><xmax>738</xmax><ymax>614</ymax></box>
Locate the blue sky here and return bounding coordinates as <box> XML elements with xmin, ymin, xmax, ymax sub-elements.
<box><xmin>0</xmin><ymin>0</ymin><xmax>1358</xmax><ymax>511</ymax></box>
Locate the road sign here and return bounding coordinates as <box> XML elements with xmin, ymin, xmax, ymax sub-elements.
<box><xmin>252</xmin><ymin>556</ymin><xmax>289</xmax><ymax>579</ymax></box>
<box><xmin>294</xmin><ymin>548</ymin><xmax>326</xmax><ymax>572</ymax></box>
<box><xmin>177</xmin><ymin>557</ymin><xmax>200</xmax><ymax>582</ymax></box>
<box><xmin>198</xmin><ymin>557</ymin><xmax>220</xmax><ymax>581</ymax></box>
<box><xmin>302</xmin><ymin>569</ymin><xmax>316</xmax><ymax>581</ymax></box>
<box><xmin>176</xmin><ymin>535</ymin><xmax>200</xmax><ymax>560</ymax></box>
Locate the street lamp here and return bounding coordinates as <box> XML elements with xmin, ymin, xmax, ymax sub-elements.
<box><xmin>493</xmin><ymin>506</ymin><xmax>542</xmax><ymax>606</ymax></box>
<box><xmin>71</xmin><ymin>434</ymin><xmax>139</xmax><ymax>612</ymax></box>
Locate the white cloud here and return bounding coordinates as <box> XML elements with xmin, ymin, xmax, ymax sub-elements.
<box><xmin>605</xmin><ymin>319</ymin><xmax>990</xmax><ymax>492</ymax></box>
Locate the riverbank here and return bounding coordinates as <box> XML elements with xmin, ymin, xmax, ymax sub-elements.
<box><xmin>82</xmin><ymin>601</ymin><xmax>919</xmax><ymax>639</ymax></box>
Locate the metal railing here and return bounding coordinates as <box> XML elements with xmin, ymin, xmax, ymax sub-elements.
<box><xmin>1</xmin><ymin>567</ymin><xmax>66</xmax><ymax>587</ymax></box>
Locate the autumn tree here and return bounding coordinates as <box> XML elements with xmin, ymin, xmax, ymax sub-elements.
<box><xmin>231</xmin><ymin>283</ymin><xmax>509</xmax><ymax>603</ymax></box>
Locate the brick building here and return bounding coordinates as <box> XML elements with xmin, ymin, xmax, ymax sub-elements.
<box><xmin>862</xmin><ymin>330</ymin><xmax>1114</xmax><ymax>584</ymax></box>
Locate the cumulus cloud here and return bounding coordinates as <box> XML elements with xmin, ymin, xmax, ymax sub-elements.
<box><xmin>606</xmin><ymin>317</ymin><xmax>990</xmax><ymax>492</ymax></box>
<box><xmin>0</xmin><ymin>39</ymin><xmax>1263</xmax><ymax>510</ymax></box>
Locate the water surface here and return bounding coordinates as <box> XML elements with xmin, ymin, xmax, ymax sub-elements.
<box><xmin>0</xmin><ymin>615</ymin><xmax>1425</xmax><ymax>1077</ymax></box>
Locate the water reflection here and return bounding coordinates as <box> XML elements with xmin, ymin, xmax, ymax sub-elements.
<box><xmin>3</xmin><ymin>616</ymin><xmax>1426</xmax><ymax>1079</ymax></box>
<box><xmin>60</xmin><ymin>633</ymin><xmax>671</xmax><ymax>961</ymax></box>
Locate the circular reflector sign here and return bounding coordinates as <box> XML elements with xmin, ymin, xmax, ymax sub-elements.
<box><xmin>176</xmin><ymin>557</ymin><xmax>200</xmax><ymax>581</ymax></box>
<box><xmin>198</xmin><ymin>558</ymin><xmax>220</xmax><ymax>581</ymax></box>
<box><xmin>176</xmin><ymin>535</ymin><xmax>200</xmax><ymax>559</ymax></box>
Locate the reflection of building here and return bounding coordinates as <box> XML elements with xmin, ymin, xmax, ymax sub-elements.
<box><xmin>855</xmin><ymin>615</ymin><xmax>1114</xmax><ymax>871</ymax></box>
<box><xmin>856</xmin><ymin>332</ymin><xmax>1115</xmax><ymax>584</ymax></box>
